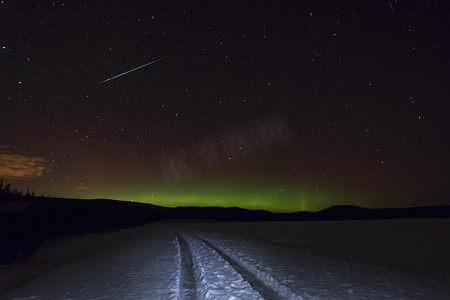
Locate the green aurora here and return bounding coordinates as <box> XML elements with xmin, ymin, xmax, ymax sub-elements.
<box><xmin>80</xmin><ymin>180</ymin><xmax>365</xmax><ymax>213</ymax></box>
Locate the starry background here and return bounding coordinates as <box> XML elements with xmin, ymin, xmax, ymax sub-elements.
<box><xmin>1</xmin><ymin>0</ymin><xmax>449</xmax><ymax>212</ymax></box>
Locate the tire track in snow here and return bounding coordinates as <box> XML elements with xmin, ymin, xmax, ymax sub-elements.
<box><xmin>190</xmin><ymin>235</ymin><xmax>283</xmax><ymax>300</ymax></box>
<box><xmin>176</xmin><ymin>231</ymin><xmax>264</xmax><ymax>300</ymax></box>
<box><xmin>173</xmin><ymin>232</ymin><xmax>198</xmax><ymax>300</ymax></box>
<box><xmin>189</xmin><ymin>233</ymin><xmax>303</xmax><ymax>300</ymax></box>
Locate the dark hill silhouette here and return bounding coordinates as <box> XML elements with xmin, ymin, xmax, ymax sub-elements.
<box><xmin>1</xmin><ymin>194</ymin><xmax>449</xmax><ymax>264</ymax></box>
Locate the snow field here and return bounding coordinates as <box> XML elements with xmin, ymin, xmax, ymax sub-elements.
<box><xmin>3</xmin><ymin>229</ymin><xmax>181</xmax><ymax>300</ymax></box>
<box><xmin>190</xmin><ymin>229</ymin><xmax>450</xmax><ymax>299</ymax></box>
<box><xmin>2</xmin><ymin>222</ymin><xmax>450</xmax><ymax>300</ymax></box>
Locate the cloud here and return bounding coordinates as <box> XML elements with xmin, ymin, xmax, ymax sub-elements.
<box><xmin>0</xmin><ymin>145</ymin><xmax>50</xmax><ymax>179</ymax></box>
<box><xmin>75</xmin><ymin>183</ymin><xmax>88</xmax><ymax>191</ymax></box>
<box><xmin>64</xmin><ymin>176</ymin><xmax>88</xmax><ymax>191</ymax></box>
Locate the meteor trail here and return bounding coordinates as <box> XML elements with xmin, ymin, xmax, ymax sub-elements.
<box><xmin>98</xmin><ymin>56</ymin><xmax>169</xmax><ymax>84</ymax></box>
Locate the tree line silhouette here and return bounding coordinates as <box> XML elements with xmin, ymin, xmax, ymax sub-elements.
<box><xmin>0</xmin><ymin>179</ymin><xmax>40</xmax><ymax>198</ymax></box>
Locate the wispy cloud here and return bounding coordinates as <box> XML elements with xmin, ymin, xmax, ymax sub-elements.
<box><xmin>75</xmin><ymin>183</ymin><xmax>88</xmax><ymax>191</ymax></box>
<box><xmin>0</xmin><ymin>145</ymin><xmax>50</xmax><ymax>179</ymax></box>
<box><xmin>65</xmin><ymin>176</ymin><xmax>89</xmax><ymax>192</ymax></box>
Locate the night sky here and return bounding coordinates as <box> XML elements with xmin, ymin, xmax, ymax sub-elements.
<box><xmin>1</xmin><ymin>1</ymin><xmax>449</xmax><ymax>212</ymax></box>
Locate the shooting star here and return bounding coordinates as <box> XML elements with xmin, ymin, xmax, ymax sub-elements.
<box><xmin>98</xmin><ymin>56</ymin><xmax>170</xmax><ymax>84</ymax></box>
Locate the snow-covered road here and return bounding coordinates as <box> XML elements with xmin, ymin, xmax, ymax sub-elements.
<box><xmin>2</xmin><ymin>224</ymin><xmax>450</xmax><ymax>299</ymax></box>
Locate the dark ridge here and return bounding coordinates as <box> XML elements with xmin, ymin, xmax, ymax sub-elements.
<box><xmin>1</xmin><ymin>194</ymin><xmax>449</xmax><ymax>264</ymax></box>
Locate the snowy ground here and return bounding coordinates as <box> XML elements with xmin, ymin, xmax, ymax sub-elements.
<box><xmin>1</xmin><ymin>219</ymin><xmax>450</xmax><ymax>299</ymax></box>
